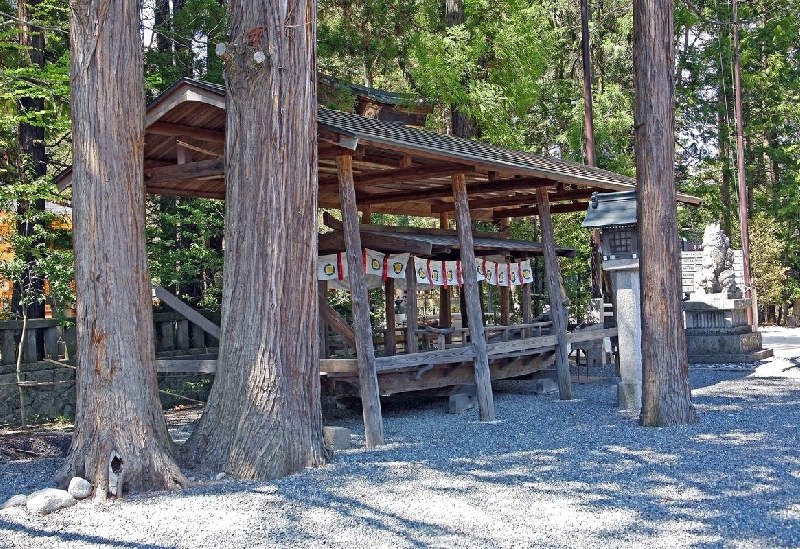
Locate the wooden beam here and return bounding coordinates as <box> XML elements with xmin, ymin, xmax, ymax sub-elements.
<box><xmin>318</xmin><ymin>281</ymin><xmax>331</xmax><ymax>359</ymax></box>
<box><xmin>452</xmin><ymin>172</ymin><xmax>495</xmax><ymax>421</ymax></box>
<box><xmin>318</xmin><ymin>297</ymin><xmax>357</xmax><ymax>349</ymax></box>
<box><xmin>317</xmin><ymin>230</ymin><xmax>433</xmax><ymax>256</ymax></box>
<box><xmin>491</xmin><ymin>201</ymin><xmax>591</xmax><ymax>219</ymax></box>
<box><xmin>358</xmin><ymin>175</ymin><xmax>553</xmax><ymax>206</ymax></box>
<box><xmin>156</xmin><ymin>358</ymin><xmax>218</xmax><ymax>374</ymax></box>
<box><xmin>176</xmin><ymin>140</ymin><xmax>223</xmax><ymax>159</ymax></box>
<box><xmin>147</xmin><ymin>121</ymin><xmax>225</xmax><ymax>143</ymax></box>
<box><xmin>153</xmin><ymin>285</ymin><xmax>221</xmax><ymax>340</ymax></box>
<box><xmin>145</xmin><ymin>185</ymin><xmax>225</xmax><ymax>200</ymax></box>
<box><xmin>405</xmin><ymin>255</ymin><xmax>419</xmax><ymax>354</ymax></box>
<box><xmin>319</xmin><ymin>359</ymin><xmax>359</xmax><ymax>374</ymax></box>
<box><xmin>337</xmin><ymin>153</ymin><xmax>384</xmax><ymax>447</ymax></box>
<box><xmin>144</xmin><ymin>159</ymin><xmax>225</xmax><ymax>185</ymax></box>
<box><xmin>536</xmin><ymin>187</ymin><xmax>573</xmax><ymax>399</ymax></box>
<box><xmin>323</xmin><ymin>211</ymin><xmax>507</xmax><ymax>240</ymax></box>
<box><xmin>431</xmin><ymin>189</ymin><xmax>594</xmax><ymax>214</ymax></box>
<box><xmin>319</xmin><ymin>162</ymin><xmax>474</xmax><ymax>188</ymax></box>
<box><xmin>384</xmin><ymin>278</ymin><xmax>396</xmax><ymax>356</ymax></box>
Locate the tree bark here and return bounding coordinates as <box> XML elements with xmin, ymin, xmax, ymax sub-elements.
<box><xmin>182</xmin><ymin>0</ymin><xmax>330</xmax><ymax>477</ymax></box>
<box><xmin>634</xmin><ymin>0</ymin><xmax>697</xmax><ymax>425</ymax></box>
<box><xmin>56</xmin><ymin>0</ymin><xmax>187</xmax><ymax>498</ymax></box>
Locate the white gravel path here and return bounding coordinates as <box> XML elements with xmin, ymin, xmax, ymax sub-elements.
<box><xmin>2</xmin><ymin>327</ymin><xmax>800</xmax><ymax>548</ymax></box>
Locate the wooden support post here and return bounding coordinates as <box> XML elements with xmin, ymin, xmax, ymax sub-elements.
<box><xmin>176</xmin><ymin>319</ymin><xmax>190</xmax><ymax>350</ymax></box>
<box><xmin>385</xmin><ymin>277</ymin><xmax>396</xmax><ymax>356</ymax></box>
<box><xmin>452</xmin><ymin>173</ymin><xmax>495</xmax><ymax>421</ymax></box>
<box><xmin>521</xmin><ymin>275</ymin><xmax>533</xmax><ymax>339</ymax></box>
<box><xmin>405</xmin><ymin>256</ymin><xmax>419</xmax><ymax>354</ymax></box>
<box><xmin>337</xmin><ymin>154</ymin><xmax>384</xmax><ymax>447</ymax></box>
<box><xmin>536</xmin><ymin>187</ymin><xmax>573</xmax><ymax>399</ymax></box>
<box><xmin>500</xmin><ymin>217</ymin><xmax>511</xmax><ymax>326</ymax></box>
<box><xmin>318</xmin><ymin>281</ymin><xmax>330</xmax><ymax>359</ymax></box>
<box><xmin>439</xmin><ymin>212</ymin><xmax>452</xmax><ymax>342</ymax></box>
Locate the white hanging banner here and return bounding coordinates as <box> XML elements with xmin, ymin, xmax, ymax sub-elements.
<box><xmin>482</xmin><ymin>260</ymin><xmax>497</xmax><ymax>286</ymax></box>
<box><xmin>365</xmin><ymin>249</ymin><xmax>384</xmax><ymax>278</ymax></box>
<box><xmin>386</xmin><ymin>253</ymin><xmax>410</xmax><ymax>279</ymax></box>
<box><xmin>414</xmin><ymin>256</ymin><xmax>431</xmax><ymax>285</ymax></box>
<box><xmin>427</xmin><ymin>260</ymin><xmax>445</xmax><ymax>286</ymax></box>
<box><xmin>520</xmin><ymin>260</ymin><xmax>534</xmax><ymax>284</ymax></box>
<box><xmin>444</xmin><ymin>260</ymin><xmax>462</xmax><ymax>287</ymax></box>
<box><xmin>496</xmin><ymin>262</ymin><xmax>509</xmax><ymax>287</ymax></box>
<box><xmin>317</xmin><ymin>252</ymin><xmax>347</xmax><ymax>281</ymax></box>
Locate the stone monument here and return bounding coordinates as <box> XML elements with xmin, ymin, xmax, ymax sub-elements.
<box><xmin>683</xmin><ymin>223</ymin><xmax>772</xmax><ymax>363</ymax></box>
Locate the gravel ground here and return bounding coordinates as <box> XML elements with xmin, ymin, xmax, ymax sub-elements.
<box><xmin>2</xmin><ymin>330</ymin><xmax>800</xmax><ymax>548</ymax></box>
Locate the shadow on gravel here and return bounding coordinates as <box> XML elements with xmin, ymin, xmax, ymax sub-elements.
<box><xmin>0</xmin><ymin>517</ymin><xmax>176</xmax><ymax>549</ymax></box>
<box><xmin>296</xmin><ymin>373</ymin><xmax>800</xmax><ymax>547</ymax></box>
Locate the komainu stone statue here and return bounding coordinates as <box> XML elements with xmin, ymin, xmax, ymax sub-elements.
<box><xmin>692</xmin><ymin>222</ymin><xmax>742</xmax><ymax>298</ymax></box>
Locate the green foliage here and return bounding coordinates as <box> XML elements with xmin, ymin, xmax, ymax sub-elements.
<box><xmin>0</xmin><ymin>177</ymin><xmax>74</xmax><ymax>319</ymax></box>
<box><xmin>147</xmin><ymin>196</ymin><xmax>225</xmax><ymax>310</ymax></box>
<box><xmin>749</xmin><ymin>213</ymin><xmax>788</xmax><ymax>307</ymax></box>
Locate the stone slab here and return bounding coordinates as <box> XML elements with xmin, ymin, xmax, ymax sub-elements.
<box><xmin>323</xmin><ymin>426</ymin><xmax>351</xmax><ymax>451</ymax></box>
<box><xmin>688</xmin><ymin>348</ymin><xmax>774</xmax><ymax>364</ymax></box>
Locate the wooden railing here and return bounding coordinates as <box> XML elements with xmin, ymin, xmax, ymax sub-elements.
<box><xmin>0</xmin><ymin>311</ymin><xmax>219</xmax><ymax>366</ymax></box>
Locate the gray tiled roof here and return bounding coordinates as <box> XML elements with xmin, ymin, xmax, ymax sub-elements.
<box><xmin>581</xmin><ymin>191</ymin><xmax>638</xmax><ymax>228</ymax></box>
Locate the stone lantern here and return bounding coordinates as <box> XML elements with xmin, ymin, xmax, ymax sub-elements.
<box><xmin>582</xmin><ymin>191</ymin><xmax>642</xmax><ymax>409</ymax></box>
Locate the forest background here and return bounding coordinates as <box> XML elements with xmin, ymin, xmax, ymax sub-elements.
<box><xmin>0</xmin><ymin>0</ymin><xmax>798</xmax><ymax>324</ymax></box>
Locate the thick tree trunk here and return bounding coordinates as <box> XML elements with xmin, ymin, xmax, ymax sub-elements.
<box><xmin>181</xmin><ymin>0</ymin><xmax>330</xmax><ymax>477</ymax></box>
<box><xmin>56</xmin><ymin>0</ymin><xmax>187</xmax><ymax>498</ymax></box>
<box><xmin>633</xmin><ymin>0</ymin><xmax>697</xmax><ymax>426</ymax></box>
<box><xmin>13</xmin><ymin>0</ymin><xmax>46</xmax><ymax>320</ymax></box>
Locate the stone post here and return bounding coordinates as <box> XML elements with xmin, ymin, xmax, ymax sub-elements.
<box><xmin>604</xmin><ymin>259</ymin><xmax>642</xmax><ymax>410</ymax></box>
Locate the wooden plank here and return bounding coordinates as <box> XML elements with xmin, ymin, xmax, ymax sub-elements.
<box><xmin>337</xmin><ymin>350</ymin><xmax>555</xmax><ymax>396</ymax></box>
<box><xmin>144</xmin><ymin>159</ymin><xmax>225</xmax><ymax>185</ymax></box>
<box><xmin>156</xmin><ymin>359</ymin><xmax>218</xmax><ymax>373</ymax></box>
<box><xmin>452</xmin><ymin>172</ymin><xmax>495</xmax><ymax>421</ymax></box>
<box><xmin>566</xmin><ymin>327</ymin><xmax>618</xmax><ymax>344</ymax></box>
<box><xmin>337</xmin><ymin>153</ymin><xmax>384</xmax><ymax>447</ymax></box>
<box><xmin>536</xmin><ymin>187</ymin><xmax>573</xmax><ymax>399</ymax></box>
<box><xmin>374</xmin><ymin>345</ymin><xmax>478</xmax><ymax>371</ymax></box>
<box><xmin>319</xmin><ymin>359</ymin><xmax>359</xmax><ymax>373</ymax></box>
<box><xmin>492</xmin><ymin>201</ymin><xmax>590</xmax><ymax>219</ymax></box>
<box><xmin>319</xmin><ymin>162</ymin><xmax>474</xmax><ymax>188</ymax></box>
<box><xmin>318</xmin><ymin>297</ymin><xmax>357</xmax><ymax>349</ymax></box>
<box><xmin>357</xmin><ymin>175</ymin><xmax>553</xmax><ymax>206</ymax></box>
<box><xmin>153</xmin><ymin>285</ymin><xmax>221</xmax><ymax>339</ymax></box>
<box><xmin>323</xmin><ymin>211</ymin><xmax>506</xmax><ymax>240</ymax></box>
<box><xmin>487</xmin><ymin>334</ymin><xmax>558</xmax><ymax>355</ymax></box>
<box><xmin>147</xmin><ymin>121</ymin><xmax>225</xmax><ymax>143</ymax></box>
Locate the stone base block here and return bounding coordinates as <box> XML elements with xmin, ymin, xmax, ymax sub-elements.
<box><xmin>448</xmin><ymin>393</ymin><xmax>476</xmax><ymax>414</ymax></box>
<box><xmin>323</xmin><ymin>426</ymin><xmax>351</xmax><ymax>451</ymax></box>
<box><xmin>617</xmin><ymin>381</ymin><xmax>641</xmax><ymax>410</ymax></box>
<box><xmin>689</xmin><ymin>348</ymin><xmax>774</xmax><ymax>364</ymax></box>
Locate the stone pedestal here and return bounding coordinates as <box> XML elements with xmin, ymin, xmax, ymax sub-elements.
<box><xmin>604</xmin><ymin>259</ymin><xmax>642</xmax><ymax>410</ymax></box>
<box><xmin>683</xmin><ymin>297</ymin><xmax>773</xmax><ymax>363</ymax></box>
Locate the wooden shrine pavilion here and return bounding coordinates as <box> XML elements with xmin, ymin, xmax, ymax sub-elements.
<box><xmin>57</xmin><ymin>78</ymin><xmax>700</xmax><ymax>434</ymax></box>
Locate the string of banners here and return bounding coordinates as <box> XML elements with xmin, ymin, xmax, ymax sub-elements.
<box><xmin>317</xmin><ymin>249</ymin><xmax>534</xmax><ymax>289</ymax></box>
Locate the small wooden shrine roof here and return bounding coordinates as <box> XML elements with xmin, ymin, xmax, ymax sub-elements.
<box><xmin>582</xmin><ymin>191</ymin><xmax>638</xmax><ymax>229</ymax></box>
<box><xmin>56</xmin><ymin>78</ymin><xmax>700</xmax><ymax>220</ymax></box>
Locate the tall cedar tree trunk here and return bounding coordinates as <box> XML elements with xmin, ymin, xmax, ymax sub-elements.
<box><xmin>55</xmin><ymin>0</ymin><xmax>187</xmax><ymax>497</ymax></box>
<box><xmin>14</xmin><ymin>0</ymin><xmax>46</xmax><ymax>320</ymax></box>
<box><xmin>181</xmin><ymin>0</ymin><xmax>330</xmax><ymax>478</ymax></box>
<box><xmin>633</xmin><ymin>0</ymin><xmax>697</xmax><ymax>425</ymax></box>
<box><xmin>445</xmin><ymin>0</ymin><xmax>476</xmax><ymax>140</ymax></box>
